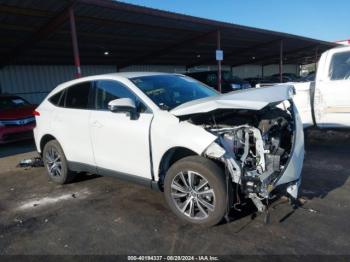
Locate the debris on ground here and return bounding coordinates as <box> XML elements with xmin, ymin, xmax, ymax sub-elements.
<box><xmin>297</xmin><ymin>206</ymin><xmax>320</xmax><ymax>214</ymax></box>
<box><xmin>17</xmin><ymin>157</ymin><xmax>43</xmax><ymax>168</ymax></box>
<box><xmin>301</xmin><ymin>189</ymin><xmax>317</xmax><ymax>195</ymax></box>
<box><xmin>307</xmin><ymin>129</ymin><xmax>350</xmax><ymax>142</ymax></box>
<box><xmin>14</xmin><ymin>218</ymin><xmax>23</xmax><ymax>224</ymax></box>
<box><xmin>113</xmin><ymin>217</ymin><xmax>122</xmax><ymax>223</ymax></box>
<box><xmin>298</xmin><ymin>198</ymin><xmax>307</xmax><ymax>205</ymax></box>
<box><xmin>16</xmin><ymin>193</ymin><xmax>78</xmax><ymax>211</ymax></box>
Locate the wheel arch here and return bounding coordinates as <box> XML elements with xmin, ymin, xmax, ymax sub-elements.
<box><xmin>157</xmin><ymin>146</ymin><xmax>198</xmax><ymax>186</ymax></box>
<box><xmin>40</xmin><ymin>134</ymin><xmax>58</xmax><ymax>153</ymax></box>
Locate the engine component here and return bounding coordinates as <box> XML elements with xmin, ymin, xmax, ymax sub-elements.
<box><xmin>204</xmin><ymin>106</ymin><xmax>294</xmax><ymax>212</ymax></box>
<box><xmin>250</xmin><ymin>193</ymin><xmax>266</xmax><ymax>212</ymax></box>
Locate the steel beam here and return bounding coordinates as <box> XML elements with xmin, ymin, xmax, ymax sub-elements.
<box><xmin>0</xmin><ymin>4</ymin><xmax>49</xmax><ymax>17</ymax></box>
<box><xmin>118</xmin><ymin>30</ymin><xmax>216</xmax><ymax>70</ymax></box>
<box><xmin>76</xmin><ymin>15</ymin><xmax>196</xmax><ymax>34</ymax></box>
<box><xmin>0</xmin><ymin>22</ymin><xmax>199</xmax><ymax>48</ymax></box>
<box><xmin>69</xmin><ymin>7</ymin><xmax>82</xmax><ymax>78</ymax></box>
<box><xmin>279</xmin><ymin>39</ymin><xmax>283</xmax><ymax>83</ymax></box>
<box><xmin>1</xmin><ymin>3</ymin><xmax>75</xmax><ymax>67</ymax></box>
<box><xmin>187</xmin><ymin>39</ymin><xmax>281</xmax><ymax>68</ymax></box>
<box><xmin>0</xmin><ymin>23</ymin><xmax>33</xmax><ymax>32</ymax></box>
<box><xmin>230</xmin><ymin>44</ymin><xmax>319</xmax><ymax>67</ymax></box>
<box><xmin>217</xmin><ymin>30</ymin><xmax>222</xmax><ymax>92</ymax></box>
<box><xmin>315</xmin><ymin>46</ymin><xmax>319</xmax><ymax>70</ymax></box>
<box><xmin>76</xmin><ymin>0</ymin><xmax>336</xmax><ymax>48</ymax></box>
<box><xmin>0</xmin><ymin>4</ymin><xmax>200</xmax><ymax>35</ymax></box>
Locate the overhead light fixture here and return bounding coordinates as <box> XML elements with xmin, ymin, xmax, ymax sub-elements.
<box><xmin>104</xmin><ymin>51</ymin><xmax>110</xmax><ymax>56</ymax></box>
<box><xmin>196</xmin><ymin>54</ymin><xmax>201</xmax><ymax>58</ymax></box>
<box><xmin>252</xmin><ymin>56</ymin><xmax>256</xmax><ymax>60</ymax></box>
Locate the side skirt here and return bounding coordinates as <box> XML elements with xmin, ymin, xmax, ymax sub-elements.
<box><xmin>68</xmin><ymin>161</ymin><xmax>160</xmax><ymax>191</ymax></box>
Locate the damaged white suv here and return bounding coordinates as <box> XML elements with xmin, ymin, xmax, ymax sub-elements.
<box><xmin>34</xmin><ymin>72</ymin><xmax>304</xmax><ymax>226</ymax></box>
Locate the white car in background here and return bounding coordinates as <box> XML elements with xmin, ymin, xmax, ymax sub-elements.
<box><xmin>33</xmin><ymin>73</ymin><xmax>304</xmax><ymax>226</ymax></box>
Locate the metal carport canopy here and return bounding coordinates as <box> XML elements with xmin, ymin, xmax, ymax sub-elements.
<box><xmin>0</xmin><ymin>0</ymin><xmax>337</xmax><ymax>69</ymax></box>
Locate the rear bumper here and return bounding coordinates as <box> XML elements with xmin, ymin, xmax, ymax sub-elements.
<box><xmin>33</xmin><ymin>126</ymin><xmax>41</xmax><ymax>153</ymax></box>
<box><xmin>0</xmin><ymin>123</ymin><xmax>35</xmax><ymax>144</ymax></box>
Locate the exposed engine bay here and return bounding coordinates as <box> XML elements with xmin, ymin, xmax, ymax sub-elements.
<box><xmin>180</xmin><ymin>100</ymin><xmax>295</xmax><ymax>212</ymax></box>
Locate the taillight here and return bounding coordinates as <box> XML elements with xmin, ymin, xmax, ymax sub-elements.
<box><xmin>33</xmin><ymin>110</ymin><xmax>40</xmax><ymax>116</ymax></box>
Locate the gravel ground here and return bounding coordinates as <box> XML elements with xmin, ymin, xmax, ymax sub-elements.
<box><xmin>0</xmin><ymin>130</ymin><xmax>349</xmax><ymax>255</ymax></box>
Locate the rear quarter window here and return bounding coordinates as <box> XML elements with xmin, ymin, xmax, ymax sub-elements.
<box><xmin>65</xmin><ymin>82</ymin><xmax>91</xmax><ymax>109</ymax></box>
<box><xmin>49</xmin><ymin>91</ymin><xmax>64</xmax><ymax>106</ymax></box>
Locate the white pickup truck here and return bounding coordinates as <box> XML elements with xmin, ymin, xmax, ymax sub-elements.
<box><xmin>292</xmin><ymin>45</ymin><xmax>350</xmax><ymax>128</ymax></box>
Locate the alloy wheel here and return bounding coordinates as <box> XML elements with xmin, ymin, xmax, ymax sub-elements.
<box><xmin>170</xmin><ymin>170</ymin><xmax>216</xmax><ymax>220</ymax></box>
<box><xmin>45</xmin><ymin>146</ymin><xmax>62</xmax><ymax>177</ymax></box>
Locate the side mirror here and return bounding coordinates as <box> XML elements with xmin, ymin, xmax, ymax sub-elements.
<box><xmin>108</xmin><ymin>98</ymin><xmax>137</xmax><ymax>119</ymax></box>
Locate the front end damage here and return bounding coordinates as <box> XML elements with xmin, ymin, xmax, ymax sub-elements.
<box><xmin>185</xmin><ymin>99</ymin><xmax>304</xmax><ymax>213</ymax></box>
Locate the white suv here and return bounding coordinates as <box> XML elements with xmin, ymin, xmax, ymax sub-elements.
<box><xmin>34</xmin><ymin>72</ymin><xmax>304</xmax><ymax>226</ymax></box>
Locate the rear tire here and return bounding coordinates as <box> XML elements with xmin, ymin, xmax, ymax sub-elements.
<box><xmin>164</xmin><ymin>156</ymin><xmax>228</xmax><ymax>226</ymax></box>
<box><xmin>42</xmin><ymin>140</ymin><xmax>75</xmax><ymax>184</ymax></box>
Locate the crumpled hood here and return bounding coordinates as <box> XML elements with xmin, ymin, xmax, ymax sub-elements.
<box><xmin>170</xmin><ymin>84</ymin><xmax>294</xmax><ymax>116</ymax></box>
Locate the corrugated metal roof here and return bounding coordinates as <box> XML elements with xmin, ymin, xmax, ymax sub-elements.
<box><xmin>0</xmin><ymin>0</ymin><xmax>337</xmax><ymax>67</ymax></box>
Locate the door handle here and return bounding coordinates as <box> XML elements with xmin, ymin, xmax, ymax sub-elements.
<box><xmin>92</xmin><ymin>120</ymin><xmax>103</xmax><ymax>128</ymax></box>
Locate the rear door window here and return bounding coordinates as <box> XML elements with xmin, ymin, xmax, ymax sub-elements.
<box><xmin>65</xmin><ymin>82</ymin><xmax>92</xmax><ymax>109</ymax></box>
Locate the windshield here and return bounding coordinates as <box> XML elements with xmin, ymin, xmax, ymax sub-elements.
<box><xmin>130</xmin><ymin>75</ymin><xmax>218</xmax><ymax>110</ymax></box>
<box><xmin>0</xmin><ymin>96</ymin><xmax>30</xmax><ymax>110</ymax></box>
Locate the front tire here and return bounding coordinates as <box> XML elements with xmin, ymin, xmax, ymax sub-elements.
<box><xmin>43</xmin><ymin>140</ymin><xmax>74</xmax><ymax>184</ymax></box>
<box><xmin>164</xmin><ymin>156</ymin><xmax>228</xmax><ymax>226</ymax></box>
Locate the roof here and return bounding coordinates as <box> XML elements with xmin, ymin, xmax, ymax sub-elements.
<box><xmin>105</xmin><ymin>72</ymin><xmax>173</xmax><ymax>78</ymax></box>
<box><xmin>331</xmin><ymin>45</ymin><xmax>350</xmax><ymax>51</ymax></box>
<box><xmin>59</xmin><ymin>72</ymin><xmax>173</xmax><ymax>83</ymax></box>
<box><xmin>49</xmin><ymin>71</ymin><xmax>173</xmax><ymax>91</ymax></box>
<box><xmin>0</xmin><ymin>0</ymin><xmax>337</xmax><ymax>67</ymax></box>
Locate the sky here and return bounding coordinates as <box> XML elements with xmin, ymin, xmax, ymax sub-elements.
<box><xmin>119</xmin><ymin>0</ymin><xmax>349</xmax><ymax>42</ymax></box>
